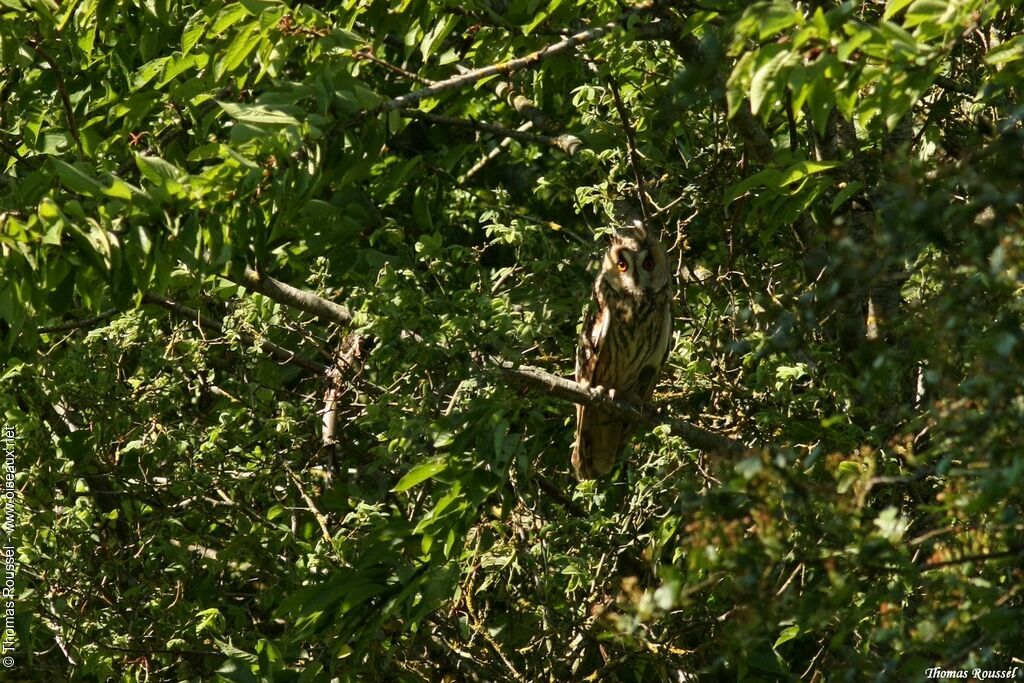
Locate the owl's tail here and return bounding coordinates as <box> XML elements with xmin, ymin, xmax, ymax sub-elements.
<box><xmin>572</xmin><ymin>405</ymin><xmax>629</xmax><ymax>479</ymax></box>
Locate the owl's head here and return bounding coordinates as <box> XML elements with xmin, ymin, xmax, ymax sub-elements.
<box><xmin>600</xmin><ymin>224</ymin><xmax>669</xmax><ymax>296</ymax></box>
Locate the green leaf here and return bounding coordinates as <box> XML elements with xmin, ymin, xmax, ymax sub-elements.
<box><xmin>215</xmin><ymin>22</ymin><xmax>260</xmax><ymax>80</ymax></box>
<box><xmin>778</xmin><ymin>160</ymin><xmax>839</xmax><ymax>187</ymax></box>
<box><xmin>773</xmin><ymin>624</ymin><xmax>801</xmax><ymax>649</ymax></box>
<box><xmin>735</xmin><ymin>457</ymin><xmax>763</xmax><ymax>480</ymax></box>
<box><xmin>806</xmin><ymin>76</ymin><xmax>835</xmax><ymax>136</ymax></box>
<box><xmin>217</xmin><ymin>101</ymin><xmax>302</xmax><ymax>125</ymax></box>
<box><xmin>210</xmin><ymin>3</ymin><xmax>251</xmax><ymax>35</ymax></box>
<box><xmin>883</xmin><ymin>0</ymin><xmax>915</xmax><ymax>20</ymax></box>
<box><xmin>749</xmin><ymin>47</ymin><xmax>794</xmax><ymax>116</ymax></box>
<box><xmin>755</xmin><ymin>1</ymin><xmax>803</xmax><ymax>39</ymax></box>
<box><xmin>420</xmin><ymin>14</ymin><xmax>459</xmax><ymax>61</ymax></box>
<box><xmin>902</xmin><ymin>0</ymin><xmax>948</xmax><ymax>29</ymax></box>
<box><xmin>214</xmin><ymin>639</ymin><xmax>259</xmax><ymax>665</ymax></box>
<box><xmin>392</xmin><ymin>459</ymin><xmax>447</xmax><ymax>492</ymax></box>
<box><xmin>874</xmin><ymin>506</ymin><xmax>910</xmax><ymax>541</ymax></box>
<box><xmin>52</xmin><ymin>158</ymin><xmax>104</xmax><ymax>196</ymax></box>
<box><xmin>181</xmin><ymin>10</ymin><xmax>209</xmax><ymax>53</ymax></box>
<box><xmin>158</xmin><ymin>52</ymin><xmax>208</xmax><ymax>88</ymax></box>
<box><xmin>724</xmin><ymin>168</ymin><xmax>781</xmax><ymax>204</ymax></box>
<box><xmin>984</xmin><ymin>35</ymin><xmax>1024</xmax><ymax>65</ymax></box>
<box><xmin>830</xmin><ymin>180</ymin><xmax>864</xmax><ymax>212</ymax></box>
<box><xmin>136</xmin><ymin>155</ymin><xmax>186</xmax><ymax>183</ymax></box>
<box><xmin>132</xmin><ymin>56</ymin><xmax>170</xmax><ymax>91</ymax></box>
<box><xmin>102</xmin><ymin>176</ymin><xmax>138</xmax><ymax>201</ymax></box>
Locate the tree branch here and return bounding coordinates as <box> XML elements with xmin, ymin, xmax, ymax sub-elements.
<box><xmin>658</xmin><ymin>33</ymin><xmax>774</xmax><ymax>164</ymax></box>
<box><xmin>403</xmin><ymin>109</ymin><xmax>581</xmax><ymax>155</ymax></box>
<box><xmin>381</xmin><ymin>19</ymin><xmax>623</xmax><ymax>112</ymax></box>
<box><xmin>355</xmin><ymin>47</ymin><xmax>436</xmax><ymax>86</ymax></box>
<box><xmin>233</xmin><ymin>267</ymin><xmax>353</xmax><ymax>326</ymax></box>
<box><xmin>920</xmin><ymin>543</ymin><xmax>1024</xmax><ymax>572</ymax></box>
<box><xmin>460</xmin><ymin>121</ymin><xmax>534</xmax><ymax>183</ymax></box>
<box><xmin>37</xmin><ymin>308</ymin><xmax>119</xmax><ymax>334</ymax></box>
<box><xmin>487</xmin><ymin>358</ymin><xmax>750</xmax><ymax>459</ymax></box>
<box><xmin>494</xmin><ymin>81</ymin><xmax>560</xmax><ymax>133</ymax></box>
<box><xmin>209</xmin><ymin>271</ymin><xmax>747</xmax><ymax>458</ymax></box>
<box><xmin>144</xmin><ymin>294</ymin><xmax>328</xmax><ymax>375</ymax></box>
<box><xmin>28</xmin><ymin>38</ymin><xmax>82</xmax><ymax>152</ymax></box>
<box><xmin>605</xmin><ymin>74</ymin><xmax>652</xmax><ymax>223</ymax></box>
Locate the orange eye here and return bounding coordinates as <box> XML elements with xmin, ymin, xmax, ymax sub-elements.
<box><xmin>642</xmin><ymin>256</ymin><xmax>655</xmax><ymax>271</ymax></box>
<box><xmin>617</xmin><ymin>257</ymin><xmax>628</xmax><ymax>272</ymax></box>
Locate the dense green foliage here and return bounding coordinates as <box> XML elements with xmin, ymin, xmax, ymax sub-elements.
<box><xmin>2</xmin><ymin>0</ymin><xmax>1023</xmax><ymax>680</ymax></box>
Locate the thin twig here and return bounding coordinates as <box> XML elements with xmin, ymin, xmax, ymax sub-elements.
<box><xmin>460</xmin><ymin>122</ymin><xmax>534</xmax><ymax>182</ymax></box>
<box><xmin>37</xmin><ymin>308</ymin><xmax>119</xmax><ymax>334</ymax></box>
<box><xmin>27</xmin><ymin>38</ymin><xmax>82</xmax><ymax>151</ymax></box>
<box><xmin>285</xmin><ymin>464</ymin><xmax>342</xmax><ymax>562</ymax></box>
<box><xmin>144</xmin><ymin>294</ymin><xmax>328</xmax><ymax>374</ymax></box>
<box><xmin>355</xmin><ymin>48</ymin><xmax>436</xmax><ymax>85</ymax></box>
<box><xmin>605</xmin><ymin>74</ymin><xmax>651</xmax><ymax>224</ymax></box>
<box><xmin>403</xmin><ymin>109</ymin><xmax>580</xmax><ymax>155</ymax></box>
<box><xmin>534</xmin><ymin>474</ymin><xmax>585</xmax><ymax>517</ymax></box>
<box><xmin>382</xmin><ymin>19</ymin><xmax>623</xmax><ymax>112</ymax></box>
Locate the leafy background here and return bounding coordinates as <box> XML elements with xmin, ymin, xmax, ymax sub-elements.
<box><xmin>1</xmin><ymin>0</ymin><xmax>1023</xmax><ymax>680</ymax></box>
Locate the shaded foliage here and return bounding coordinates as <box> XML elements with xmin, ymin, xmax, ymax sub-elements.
<box><xmin>1</xmin><ymin>0</ymin><xmax>1023</xmax><ymax>680</ymax></box>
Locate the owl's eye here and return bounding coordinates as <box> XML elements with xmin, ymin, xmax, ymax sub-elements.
<box><xmin>616</xmin><ymin>257</ymin><xmax>629</xmax><ymax>272</ymax></box>
<box><xmin>642</xmin><ymin>256</ymin><xmax>655</xmax><ymax>271</ymax></box>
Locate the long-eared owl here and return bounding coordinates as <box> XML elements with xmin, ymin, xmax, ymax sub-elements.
<box><xmin>572</xmin><ymin>224</ymin><xmax>673</xmax><ymax>479</ymax></box>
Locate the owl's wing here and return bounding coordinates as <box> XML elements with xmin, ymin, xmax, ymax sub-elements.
<box><xmin>576</xmin><ymin>303</ymin><xmax>608</xmax><ymax>384</ymax></box>
<box><xmin>574</xmin><ymin>304</ymin><xmax>622</xmax><ymax>478</ymax></box>
<box><xmin>636</xmin><ymin>299</ymin><xmax>674</xmax><ymax>401</ymax></box>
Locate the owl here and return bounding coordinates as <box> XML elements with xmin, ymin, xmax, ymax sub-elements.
<box><xmin>572</xmin><ymin>224</ymin><xmax>673</xmax><ymax>479</ymax></box>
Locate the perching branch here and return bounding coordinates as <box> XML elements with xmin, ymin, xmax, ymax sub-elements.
<box><xmin>206</xmin><ymin>270</ymin><xmax>747</xmax><ymax>458</ymax></box>
<box><xmin>488</xmin><ymin>358</ymin><xmax>750</xmax><ymax>459</ymax></box>
<box><xmin>144</xmin><ymin>294</ymin><xmax>328</xmax><ymax>375</ymax></box>
<box><xmin>403</xmin><ymin>109</ymin><xmax>581</xmax><ymax>155</ymax></box>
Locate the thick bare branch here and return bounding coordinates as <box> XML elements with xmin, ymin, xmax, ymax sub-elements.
<box><xmin>488</xmin><ymin>358</ymin><xmax>750</xmax><ymax>459</ymax></box>
<box><xmin>210</xmin><ymin>270</ymin><xmax>746</xmax><ymax>457</ymax></box>
<box><xmin>494</xmin><ymin>82</ymin><xmax>560</xmax><ymax>133</ymax></box>
<box><xmin>234</xmin><ymin>267</ymin><xmax>353</xmax><ymax>326</ymax></box>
